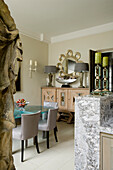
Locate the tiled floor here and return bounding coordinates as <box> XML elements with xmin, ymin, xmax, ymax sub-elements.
<box><xmin>12</xmin><ymin>122</ymin><xmax>74</xmax><ymax>170</ymax></box>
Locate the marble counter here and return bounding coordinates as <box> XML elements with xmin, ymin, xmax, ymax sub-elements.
<box><xmin>75</xmin><ymin>95</ymin><xmax>113</xmax><ymax>170</ymax></box>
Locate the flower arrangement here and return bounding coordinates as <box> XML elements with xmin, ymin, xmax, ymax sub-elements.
<box><xmin>16</xmin><ymin>99</ymin><xmax>29</xmax><ymax>108</ymax></box>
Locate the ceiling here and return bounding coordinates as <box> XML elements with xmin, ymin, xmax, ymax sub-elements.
<box><xmin>4</xmin><ymin>0</ymin><xmax>113</xmax><ymax>43</ymax></box>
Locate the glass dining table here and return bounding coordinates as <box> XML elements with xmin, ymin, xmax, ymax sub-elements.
<box><xmin>14</xmin><ymin>105</ymin><xmax>51</xmax><ymax>119</ymax></box>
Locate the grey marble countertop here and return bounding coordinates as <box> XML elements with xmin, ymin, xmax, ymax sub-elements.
<box><xmin>76</xmin><ymin>94</ymin><xmax>113</xmax><ymax>100</ymax></box>
<box><xmin>75</xmin><ymin>93</ymin><xmax>113</xmax><ymax>170</ymax></box>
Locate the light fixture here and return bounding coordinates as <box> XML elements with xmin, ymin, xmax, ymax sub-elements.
<box><xmin>44</xmin><ymin>66</ymin><xmax>58</xmax><ymax>87</ymax></box>
<box><xmin>74</xmin><ymin>63</ymin><xmax>89</xmax><ymax>88</ymax></box>
<box><xmin>29</xmin><ymin>59</ymin><xmax>37</xmax><ymax>78</ymax></box>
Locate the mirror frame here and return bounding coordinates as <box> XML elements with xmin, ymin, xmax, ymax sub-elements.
<box><xmin>56</xmin><ymin>49</ymin><xmax>83</xmax><ymax>78</ymax></box>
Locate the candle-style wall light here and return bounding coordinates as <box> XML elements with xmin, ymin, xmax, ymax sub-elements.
<box><xmin>29</xmin><ymin>59</ymin><xmax>37</xmax><ymax>78</ymax></box>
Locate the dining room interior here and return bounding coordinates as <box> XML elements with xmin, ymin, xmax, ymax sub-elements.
<box><xmin>0</xmin><ymin>0</ymin><xmax>113</xmax><ymax>169</ymax></box>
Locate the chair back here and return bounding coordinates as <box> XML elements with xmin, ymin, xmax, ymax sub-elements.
<box><xmin>44</xmin><ymin>101</ymin><xmax>58</xmax><ymax>109</ymax></box>
<box><xmin>21</xmin><ymin>111</ymin><xmax>41</xmax><ymax>140</ymax></box>
<box><xmin>47</xmin><ymin>108</ymin><xmax>58</xmax><ymax>131</ymax></box>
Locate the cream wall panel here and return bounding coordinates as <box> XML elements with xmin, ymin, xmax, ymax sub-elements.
<box><xmin>14</xmin><ymin>34</ymin><xmax>48</xmax><ymax>105</ymax></box>
<box><xmin>49</xmin><ymin>30</ymin><xmax>113</xmax><ymax>87</ymax></box>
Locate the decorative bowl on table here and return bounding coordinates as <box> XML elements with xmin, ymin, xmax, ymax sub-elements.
<box><xmin>16</xmin><ymin>99</ymin><xmax>29</xmax><ymax>111</ymax></box>
<box><xmin>56</xmin><ymin>77</ymin><xmax>77</xmax><ymax>87</ymax></box>
<box><xmin>56</xmin><ymin>77</ymin><xmax>77</xmax><ymax>84</ymax></box>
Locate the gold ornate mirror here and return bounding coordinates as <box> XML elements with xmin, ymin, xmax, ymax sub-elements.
<box><xmin>56</xmin><ymin>49</ymin><xmax>83</xmax><ymax>86</ymax></box>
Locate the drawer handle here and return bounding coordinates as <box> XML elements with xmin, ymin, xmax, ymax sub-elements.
<box><xmin>77</xmin><ymin>93</ymin><xmax>82</xmax><ymax>96</ymax></box>
<box><xmin>73</xmin><ymin>97</ymin><xmax>75</xmax><ymax>103</ymax></box>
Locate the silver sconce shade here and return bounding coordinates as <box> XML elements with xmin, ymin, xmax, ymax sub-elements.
<box><xmin>44</xmin><ymin>66</ymin><xmax>57</xmax><ymax>87</ymax></box>
<box><xmin>74</xmin><ymin>63</ymin><xmax>89</xmax><ymax>72</ymax></box>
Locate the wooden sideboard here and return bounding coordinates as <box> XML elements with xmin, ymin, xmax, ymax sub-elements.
<box><xmin>41</xmin><ymin>87</ymin><xmax>89</xmax><ymax>123</ymax></box>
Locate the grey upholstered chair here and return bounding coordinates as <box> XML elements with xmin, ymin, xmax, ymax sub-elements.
<box><xmin>12</xmin><ymin>111</ymin><xmax>41</xmax><ymax>162</ymax></box>
<box><xmin>42</xmin><ymin>101</ymin><xmax>58</xmax><ymax>120</ymax></box>
<box><xmin>38</xmin><ymin>108</ymin><xmax>58</xmax><ymax>149</ymax></box>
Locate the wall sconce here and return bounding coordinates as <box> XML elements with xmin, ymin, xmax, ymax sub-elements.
<box><xmin>29</xmin><ymin>59</ymin><xmax>37</xmax><ymax>78</ymax></box>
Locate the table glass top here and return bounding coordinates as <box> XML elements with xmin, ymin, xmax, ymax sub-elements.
<box><xmin>14</xmin><ymin>105</ymin><xmax>51</xmax><ymax>119</ymax></box>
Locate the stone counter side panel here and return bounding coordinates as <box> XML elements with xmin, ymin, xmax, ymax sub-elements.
<box><xmin>75</xmin><ymin>95</ymin><xmax>113</xmax><ymax>170</ymax></box>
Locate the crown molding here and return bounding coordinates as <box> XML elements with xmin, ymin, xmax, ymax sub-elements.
<box><xmin>19</xmin><ymin>28</ymin><xmax>51</xmax><ymax>43</ymax></box>
<box><xmin>51</xmin><ymin>22</ymin><xmax>113</xmax><ymax>43</ymax></box>
<box><xmin>18</xmin><ymin>22</ymin><xmax>113</xmax><ymax>44</ymax></box>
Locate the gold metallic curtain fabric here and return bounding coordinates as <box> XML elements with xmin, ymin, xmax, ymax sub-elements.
<box><xmin>0</xmin><ymin>0</ymin><xmax>23</xmax><ymax>169</ymax></box>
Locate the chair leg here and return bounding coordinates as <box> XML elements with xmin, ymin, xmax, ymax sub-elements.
<box><xmin>21</xmin><ymin>140</ymin><xmax>24</xmax><ymax>162</ymax></box>
<box><xmin>47</xmin><ymin>131</ymin><xmax>49</xmax><ymax>149</ymax></box>
<box><xmin>54</xmin><ymin>127</ymin><xmax>58</xmax><ymax>142</ymax></box>
<box><xmin>56</xmin><ymin>126</ymin><xmax>58</xmax><ymax>132</ymax></box>
<box><xmin>34</xmin><ymin>136</ymin><xmax>40</xmax><ymax>153</ymax></box>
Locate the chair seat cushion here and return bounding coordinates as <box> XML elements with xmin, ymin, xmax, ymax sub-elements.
<box><xmin>12</xmin><ymin>125</ymin><xmax>22</xmax><ymax>140</ymax></box>
<box><xmin>38</xmin><ymin>120</ymin><xmax>48</xmax><ymax>131</ymax></box>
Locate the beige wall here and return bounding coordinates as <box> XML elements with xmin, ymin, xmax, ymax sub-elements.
<box><xmin>14</xmin><ymin>31</ymin><xmax>113</xmax><ymax>103</ymax></box>
<box><xmin>49</xmin><ymin>30</ymin><xmax>113</xmax><ymax>87</ymax></box>
<box><xmin>14</xmin><ymin>34</ymin><xmax>48</xmax><ymax>105</ymax></box>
